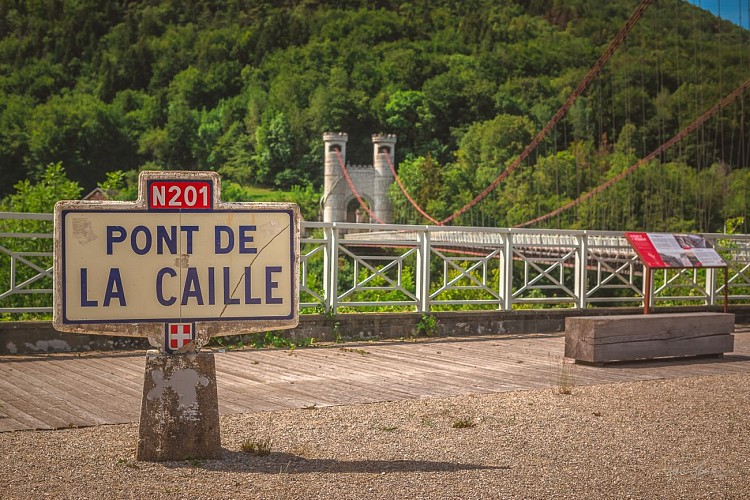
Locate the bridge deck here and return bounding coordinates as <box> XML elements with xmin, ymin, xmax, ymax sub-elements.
<box><xmin>1</xmin><ymin>328</ymin><xmax>749</xmax><ymax>432</ymax></box>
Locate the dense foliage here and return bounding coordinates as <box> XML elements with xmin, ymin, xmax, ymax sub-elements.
<box><xmin>1</xmin><ymin>0</ymin><xmax>748</xmax><ymax>231</ymax></box>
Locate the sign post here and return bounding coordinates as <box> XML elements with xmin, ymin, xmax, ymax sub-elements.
<box><xmin>53</xmin><ymin>171</ymin><xmax>300</xmax><ymax>460</ymax></box>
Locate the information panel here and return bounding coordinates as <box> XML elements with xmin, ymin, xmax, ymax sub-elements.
<box><xmin>625</xmin><ymin>232</ymin><xmax>726</xmax><ymax>268</ymax></box>
<box><xmin>53</xmin><ymin>171</ymin><xmax>300</xmax><ymax>352</ymax></box>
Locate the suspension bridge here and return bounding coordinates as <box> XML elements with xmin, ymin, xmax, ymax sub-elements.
<box><xmin>2</xmin><ymin>0</ymin><xmax>750</xmax><ymax>319</ymax></box>
<box><xmin>328</xmin><ymin>0</ymin><xmax>750</xmax><ymax>233</ymax></box>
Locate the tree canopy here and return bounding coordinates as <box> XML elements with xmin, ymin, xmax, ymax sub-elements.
<box><xmin>1</xmin><ymin>0</ymin><xmax>748</xmax><ymax>231</ymax></box>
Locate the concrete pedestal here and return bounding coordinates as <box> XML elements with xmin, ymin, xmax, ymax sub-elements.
<box><xmin>136</xmin><ymin>351</ymin><xmax>221</xmax><ymax>461</ymax></box>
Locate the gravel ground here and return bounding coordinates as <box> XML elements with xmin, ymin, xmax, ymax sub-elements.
<box><xmin>1</xmin><ymin>372</ymin><xmax>748</xmax><ymax>499</ymax></box>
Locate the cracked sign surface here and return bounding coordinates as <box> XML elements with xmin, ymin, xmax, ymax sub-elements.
<box><xmin>53</xmin><ymin>171</ymin><xmax>299</xmax><ymax>342</ymax></box>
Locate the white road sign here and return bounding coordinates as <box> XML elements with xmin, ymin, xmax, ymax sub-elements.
<box><xmin>53</xmin><ymin>171</ymin><xmax>300</xmax><ymax>351</ymax></box>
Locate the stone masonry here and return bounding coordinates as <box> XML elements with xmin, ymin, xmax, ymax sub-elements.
<box><xmin>322</xmin><ymin>132</ymin><xmax>396</xmax><ymax>223</ymax></box>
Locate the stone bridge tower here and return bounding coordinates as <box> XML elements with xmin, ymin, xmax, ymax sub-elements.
<box><xmin>322</xmin><ymin>132</ymin><xmax>397</xmax><ymax>223</ymax></box>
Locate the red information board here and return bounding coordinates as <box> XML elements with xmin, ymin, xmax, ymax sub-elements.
<box><xmin>625</xmin><ymin>232</ymin><xmax>727</xmax><ymax>314</ymax></box>
<box><xmin>625</xmin><ymin>232</ymin><xmax>726</xmax><ymax>268</ymax></box>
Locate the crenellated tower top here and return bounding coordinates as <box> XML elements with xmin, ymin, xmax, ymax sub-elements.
<box><xmin>323</xmin><ymin>131</ymin><xmax>349</xmax><ymax>143</ymax></box>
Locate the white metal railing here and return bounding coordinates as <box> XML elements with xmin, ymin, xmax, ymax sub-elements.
<box><xmin>0</xmin><ymin>212</ymin><xmax>55</xmax><ymax>315</ymax></box>
<box><xmin>2</xmin><ymin>212</ymin><xmax>750</xmax><ymax>316</ymax></box>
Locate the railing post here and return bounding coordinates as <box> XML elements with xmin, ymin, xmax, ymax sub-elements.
<box><xmin>706</xmin><ymin>267</ymin><xmax>717</xmax><ymax>306</ymax></box>
<box><xmin>9</xmin><ymin>256</ymin><xmax>16</xmax><ymax>295</ymax></box>
<box><xmin>323</xmin><ymin>224</ymin><xmax>339</xmax><ymax>314</ymax></box>
<box><xmin>416</xmin><ymin>227</ymin><xmax>431</xmax><ymax>312</ymax></box>
<box><xmin>501</xmin><ymin>231</ymin><xmax>513</xmax><ymax>310</ymax></box>
<box><xmin>575</xmin><ymin>232</ymin><xmax>589</xmax><ymax>309</ymax></box>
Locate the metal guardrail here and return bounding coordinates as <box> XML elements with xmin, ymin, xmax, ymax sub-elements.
<box><xmin>0</xmin><ymin>212</ymin><xmax>55</xmax><ymax>315</ymax></box>
<box><xmin>2</xmin><ymin>212</ymin><xmax>750</xmax><ymax>317</ymax></box>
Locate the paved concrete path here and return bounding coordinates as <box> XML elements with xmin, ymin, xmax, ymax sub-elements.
<box><xmin>2</xmin><ymin>329</ymin><xmax>749</xmax><ymax>432</ymax></box>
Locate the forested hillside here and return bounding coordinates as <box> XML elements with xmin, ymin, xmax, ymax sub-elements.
<box><xmin>1</xmin><ymin>0</ymin><xmax>748</xmax><ymax>231</ymax></box>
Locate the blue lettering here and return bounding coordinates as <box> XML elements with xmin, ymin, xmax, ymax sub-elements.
<box><xmin>156</xmin><ymin>226</ymin><xmax>177</xmax><ymax>255</ymax></box>
<box><xmin>181</xmin><ymin>267</ymin><xmax>203</xmax><ymax>305</ymax></box>
<box><xmin>265</xmin><ymin>266</ymin><xmax>283</xmax><ymax>304</ymax></box>
<box><xmin>214</xmin><ymin>226</ymin><xmax>234</xmax><ymax>254</ymax></box>
<box><xmin>208</xmin><ymin>267</ymin><xmax>216</xmax><ymax>306</ymax></box>
<box><xmin>223</xmin><ymin>267</ymin><xmax>239</xmax><ymax>305</ymax></box>
<box><xmin>106</xmin><ymin>226</ymin><xmax>126</xmax><ymax>255</ymax></box>
<box><xmin>244</xmin><ymin>266</ymin><xmax>261</xmax><ymax>304</ymax></box>
<box><xmin>238</xmin><ymin>226</ymin><xmax>258</xmax><ymax>254</ymax></box>
<box><xmin>109</xmin><ymin>225</ymin><xmax>199</xmax><ymax>256</ymax></box>
<box><xmin>103</xmin><ymin>268</ymin><xmax>126</xmax><ymax>306</ymax></box>
<box><xmin>156</xmin><ymin>267</ymin><xmax>176</xmax><ymax>306</ymax></box>
<box><xmin>80</xmin><ymin>268</ymin><xmax>98</xmax><ymax>307</ymax></box>
<box><xmin>131</xmin><ymin>225</ymin><xmax>152</xmax><ymax>255</ymax></box>
<box><xmin>181</xmin><ymin>226</ymin><xmax>199</xmax><ymax>254</ymax></box>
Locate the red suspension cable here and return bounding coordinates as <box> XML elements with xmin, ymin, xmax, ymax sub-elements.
<box><xmin>334</xmin><ymin>149</ymin><xmax>386</xmax><ymax>224</ymax></box>
<box><xmin>516</xmin><ymin>77</ymin><xmax>750</xmax><ymax>228</ymax></box>
<box><xmin>438</xmin><ymin>0</ymin><xmax>654</xmax><ymax>226</ymax></box>
<box><xmin>384</xmin><ymin>153</ymin><xmax>440</xmax><ymax>224</ymax></box>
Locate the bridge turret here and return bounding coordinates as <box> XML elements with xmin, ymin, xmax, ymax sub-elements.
<box><xmin>372</xmin><ymin>134</ymin><xmax>397</xmax><ymax>224</ymax></box>
<box><xmin>322</xmin><ymin>132</ymin><xmax>348</xmax><ymax>223</ymax></box>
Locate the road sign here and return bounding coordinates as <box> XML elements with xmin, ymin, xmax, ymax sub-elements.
<box><xmin>53</xmin><ymin>171</ymin><xmax>300</xmax><ymax>352</ymax></box>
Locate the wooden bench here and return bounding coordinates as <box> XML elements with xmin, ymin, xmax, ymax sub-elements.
<box><xmin>565</xmin><ymin>313</ymin><xmax>734</xmax><ymax>364</ymax></box>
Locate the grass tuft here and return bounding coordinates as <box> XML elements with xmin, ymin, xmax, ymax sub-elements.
<box><xmin>556</xmin><ymin>358</ymin><xmax>576</xmax><ymax>395</ymax></box>
<box><xmin>241</xmin><ymin>438</ymin><xmax>272</xmax><ymax>456</ymax></box>
<box><xmin>452</xmin><ymin>417</ymin><xmax>476</xmax><ymax>429</ymax></box>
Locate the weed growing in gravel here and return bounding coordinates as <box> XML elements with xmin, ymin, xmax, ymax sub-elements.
<box><xmin>452</xmin><ymin>417</ymin><xmax>476</xmax><ymax>429</ymax></box>
<box><xmin>420</xmin><ymin>417</ymin><xmax>436</xmax><ymax>427</ymax></box>
<box><xmin>242</xmin><ymin>438</ymin><xmax>272</xmax><ymax>456</ymax></box>
<box><xmin>116</xmin><ymin>458</ymin><xmax>139</xmax><ymax>469</ymax></box>
<box><xmin>555</xmin><ymin>357</ymin><xmax>576</xmax><ymax>395</ymax></box>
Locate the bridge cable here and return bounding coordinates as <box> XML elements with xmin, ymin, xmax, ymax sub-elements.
<box><xmin>383</xmin><ymin>153</ymin><xmax>440</xmax><ymax>225</ymax></box>
<box><xmin>515</xmin><ymin>77</ymin><xmax>750</xmax><ymax>228</ymax></box>
<box><xmin>435</xmin><ymin>0</ymin><xmax>655</xmax><ymax>226</ymax></box>
<box><xmin>380</xmin><ymin>0</ymin><xmax>654</xmax><ymax>226</ymax></box>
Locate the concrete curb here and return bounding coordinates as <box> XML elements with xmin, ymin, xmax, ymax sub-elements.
<box><xmin>3</xmin><ymin>306</ymin><xmax>750</xmax><ymax>355</ymax></box>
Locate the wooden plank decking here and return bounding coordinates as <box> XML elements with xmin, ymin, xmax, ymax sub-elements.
<box><xmin>1</xmin><ymin>328</ymin><xmax>749</xmax><ymax>432</ymax></box>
